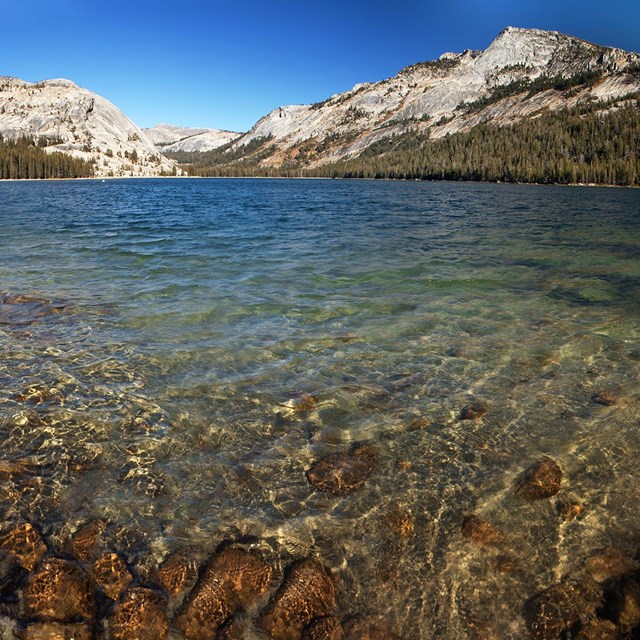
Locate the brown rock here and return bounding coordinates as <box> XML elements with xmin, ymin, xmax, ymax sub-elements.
<box><xmin>389</xmin><ymin>373</ymin><xmax>427</xmax><ymax>391</ymax></box>
<box><xmin>557</xmin><ymin>498</ymin><xmax>584</xmax><ymax>522</ymax></box>
<box><xmin>109</xmin><ymin>587</ymin><xmax>168</xmax><ymax>640</ymax></box>
<box><xmin>490</xmin><ymin>554</ymin><xmax>518</xmax><ymax>574</ymax></box>
<box><xmin>283</xmin><ymin>393</ymin><xmax>318</xmax><ymax>413</ymax></box>
<box><xmin>206</xmin><ymin>547</ymin><xmax>273</xmax><ymax>609</ymax></box>
<box><xmin>306</xmin><ymin>445</ymin><xmax>375</xmax><ymax>496</ymax></box>
<box><xmin>575</xmin><ymin>618</ymin><xmax>618</xmax><ymax>640</ymax></box>
<box><xmin>175</xmin><ymin>547</ymin><xmax>273</xmax><ymax>640</ymax></box>
<box><xmin>459</xmin><ymin>401</ymin><xmax>489</xmax><ymax>420</ymax></box>
<box><xmin>20</xmin><ymin>621</ymin><xmax>94</xmax><ymax>640</ymax></box>
<box><xmin>303</xmin><ymin>616</ymin><xmax>345</xmax><ymax>640</ymax></box>
<box><xmin>602</xmin><ymin>575</ymin><xmax>640</xmax><ymax>631</ymax></box>
<box><xmin>523</xmin><ymin>577</ymin><xmax>602</xmax><ymax>640</ymax></box>
<box><xmin>259</xmin><ymin>558</ymin><xmax>337</xmax><ymax>640</ymax></box>
<box><xmin>515</xmin><ymin>457</ymin><xmax>562</xmax><ymax>501</ymax></box>
<box><xmin>384</xmin><ymin>508</ymin><xmax>414</xmax><ymax>538</ymax></box>
<box><xmin>157</xmin><ymin>546</ymin><xmax>202</xmax><ymax>596</ymax></box>
<box><xmin>342</xmin><ymin>617</ymin><xmax>402</xmax><ymax>639</ymax></box>
<box><xmin>91</xmin><ymin>553</ymin><xmax>132</xmax><ymax>601</ymax></box>
<box><xmin>584</xmin><ymin>546</ymin><xmax>635</xmax><ymax>584</ymax></box>
<box><xmin>592</xmin><ymin>391</ymin><xmax>618</xmax><ymax>406</ymax></box>
<box><xmin>0</xmin><ymin>523</ymin><xmax>47</xmax><ymax>571</ymax></box>
<box><xmin>68</xmin><ymin>520</ymin><xmax>106</xmax><ymax>563</ymax></box>
<box><xmin>22</xmin><ymin>558</ymin><xmax>94</xmax><ymax>622</ymax></box>
<box><xmin>216</xmin><ymin>618</ymin><xmax>248</xmax><ymax>640</ymax></box>
<box><xmin>407</xmin><ymin>416</ymin><xmax>429</xmax><ymax>431</ymax></box>
<box><xmin>461</xmin><ymin>514</ymin><xmax>505</xmax><ymax>548</ymax></box>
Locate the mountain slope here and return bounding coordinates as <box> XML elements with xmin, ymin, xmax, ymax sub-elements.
<box><xmin>144</xmin><ymin>124</ymin><xmax>241</xmax><ymax>153</ymax></box>
<box><xmin>0</xmin><ymin>77</ymin><xmax>178</xmax><ymax>177</ymax></box>
<box><xmin>199</xmin><ymin>27</ymin><xmax>640</xmax><ymax>170</ymax></box>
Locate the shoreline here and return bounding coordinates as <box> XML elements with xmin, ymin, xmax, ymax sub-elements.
<box><xmin>0</xmin><ymin>175</ymin><xmax>637</xmax><ymax>188</ymax></box>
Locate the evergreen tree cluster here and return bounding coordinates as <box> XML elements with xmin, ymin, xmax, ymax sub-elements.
<box><xmin>312</xmin><ymin>101</ymin><xmax>640</xmax><ymax>185</ymax></box>
<box><xmin>0</xmin><ymin>136</ymin><xmax>95</xmax><ymax>179</ymax></box>
<box><xmin>174</xmin><ymin>98</ymin><xmax>640</xmax><ymax>186</ymax></box>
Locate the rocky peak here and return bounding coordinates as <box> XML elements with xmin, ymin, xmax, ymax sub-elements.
<box><xmin>0</xmin><ymin>77</ymin><xmax>178</xmax><ymax>177</ymax></box>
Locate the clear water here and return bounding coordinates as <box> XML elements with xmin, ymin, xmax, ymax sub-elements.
<box><xmin>0</xmin><ymin>178</ymin><xmax>639</xmax><ymax>638</ymax></box>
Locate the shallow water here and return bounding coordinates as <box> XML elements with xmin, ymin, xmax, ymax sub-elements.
<box><xmin>0</xmin><ymin>178</ymin><xmax>639</xmax><ymax>638</ymax></box>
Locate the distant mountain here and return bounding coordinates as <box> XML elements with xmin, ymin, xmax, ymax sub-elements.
<box><xmin>143</xmin><ymin>124</ymin><xmax>241</xmax><ymax>153</ymax></box>
<box><xmin>0</xmin><ymin>77</ymin><xmax>178</xmax><ymax>177</ymax></box>
<box><xmin>182</xmin><ymin>27</ymin><xmax>639</xmax><ymax>175</ymax></box>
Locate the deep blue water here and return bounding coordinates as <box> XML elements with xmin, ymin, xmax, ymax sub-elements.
<box><xmin>0</xmin><ymin>178</ymin><xmax>639</xmax><ymax>638</ymax></box>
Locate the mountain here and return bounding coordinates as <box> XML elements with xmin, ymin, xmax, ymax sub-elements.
<box><xmin>0</xmin><ymin>77</ymin><xmax>178</xmax><ymax>177</ymax></box>
<box><xmin>182</xmin><ymin>27</ymin><xmax>639</xmax><ymax>173</ymax></box>
<box><xmin>143</xmin><ymin>124</ymin><xmax>241</xmax><ymax>153</ymax></box>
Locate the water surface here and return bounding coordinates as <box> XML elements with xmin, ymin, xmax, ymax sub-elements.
<box><xmin>0</xmin><ymin>178</ymin><xmax>639</xmax><ymax>638</ymax></box>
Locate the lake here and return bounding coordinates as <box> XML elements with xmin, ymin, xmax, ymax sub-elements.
<box><xmin>0</xmin><ymin>178</ymin><xmax>639</xmax><ymax>638</ymax></box>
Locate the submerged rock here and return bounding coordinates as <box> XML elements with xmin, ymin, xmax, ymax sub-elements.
<box><xmin>22</xmin><ymin>558</ymin><xmax>94</xmax><ymax>622</ymax></box>
<box><xmin>157</xmin><ymin>546</ymin><xmax>202</xmax><ymax>597</ymax></box>
<box><xmin>523</xmin><ymin>577</ymin><xmax>602</xmax><ymax>640</ymax></box>
<box><xmin>342</xmin><ymin>617</ymin><xmax>402</xmax><ymax>639</ymax></box>
<box><xmin>108</xmin><ymin>587</ymin><xmax>168</xmax><ymax>640</ymax></box>
<box><xmin>20</xmin><ymin>621</ymin><xmax>94</xmax><ymax>640</ymax></box>
<box><xmin>389</xmin><ymin>372</ymin><xmax>427</xmax><ymax>391</ymax></box>
<box><xmin>384</xmin><ymin>507</ymin><xmax>414</xmax><ymax>539</ymax></box>
<box><xmin>175</xmin><ymin>547</ymin><xmax>273</xmax><ymax>640</ymax></box>
<box><xmin>584</xmin><ymin>546</ymin><xmax>636</xmax><ymax>584</ymax></box>
<box><xmin>601</xmin><ymin>575</ymin><xmax>640</xmax><ymax>632</ymax></box>
<box><xmin>461</xmin><ymin>514</ymin><xmax>505</xmax><ymax>548</ymax></box>
<box><xmin>592</xmin><ymin>391</ymin><xmax>618</xmax><ymax>406</ymax></box>
<box><xmin>68</xmin><ymin>520</ymin><xmax>107</xmax><ymax>563</ymax></box>
<box><xmin>259</xmin><ymin>558</ymin><xmax>337</xmax><ymax>640</ymax></box>
<box><xmin>303</xmin><ymin>616</ymin><xmax>345</xmax><ymax>640</ymax></box>
<box><xmin>0</xmin><ymin>523</ymin><xmax>47</xmax><ymax>571</ymax></box>
<box><xmin>514</xmin><ymin>457</ymin><xmax>562</xmax><ymax>501</ymax></box>
<box><xmin>556</xmin><ymin>498</ymin><xmax>584</xmax><ymax>522</ymax></box>
<box><xmin>459</xmin><ymin>401</ymin><xmax>489</xmax><ymax>420</ymax></box>
<box><xmin>575</xmin><ymin>619</ymin><xmax>618</xmax><ymax>640</ymax></box>
<box><xmin>281</xmin><ymin>393</ymin><xmax>319</xmax><ymax>413</ymax></box>
<box><xmin>91</xmin><ymin>553</ymin><xmax>132</xmax><ymax>601</ymax></box>
<box><xmin>306</xmin><ymin>445</ymin><xmax>375</xmax><ymax>496</ymax></box>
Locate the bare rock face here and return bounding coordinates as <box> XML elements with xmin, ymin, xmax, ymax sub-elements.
<box><xmin>303</xmin><ymin>616</ymin><xmax>345</xmax><ymax>640</ymax></box>
<box><xmin>91</xmin><ymin>553</ymin><xmax>132</xmax><ymax>601</ymax></box>
<box><xmin>22</xmin><ymin>558</ymin><xmax>94</xmax><ymax>622</ymax></box>
<box><xmin>0</xmin><ymin>523</ymin><xmax>47</xmax><ymax>571</ymax></box>
<box><xmin>306</xmin><ymin>445</ymin><xmax>376</xmax><ymax>496</ymax></box>
<box><xmin>108</xmin><ymin>587</ymin><xmax>168</xmax><ymax>640</ymax></box>
<box><xmin>175</xmin><ymin>547</ymin><xmax>274</xmax><ymax>640</ymax></box>
<box><xmin>0</xmin><ymin>77</ymin><xmax>177</xmax><ymax>177</ymax></box>
<box><xmin>20</xmin><ymin>621</ymin><xmax>94</xmax><ymax>640</ymax></box>
<box><xmin>143</xmin><ymin>124</ymin><xmax>241</xmax><ymax>153</ymax></box>
<box><xmin>259</xmin><ymin>558</ymin><xmax>337</xmax><ymax>640</ymax></box>
<box><xmin>514</xmin><ymin>457</ymin><xmax>562</xmax><ymax>500</ymax></box>
<box><xmin>222</xmin><ymin>27</ymin><xmax>640</xmax><ymax>170</ymax></box>
<box><xmin>461</xmin><ymin>514</ymin><xmax>505</xmax><ymax>547</ymax></box>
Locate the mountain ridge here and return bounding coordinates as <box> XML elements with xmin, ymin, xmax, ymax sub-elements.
<box><xmin>158</xmin><ymin>26</ymin><xmax>638</xmax><ymax>175</ymax></box>
<box><xmin>0</xmin><ymin>77</ymin><xmax>178</xmax><ymax>177</ymax></box>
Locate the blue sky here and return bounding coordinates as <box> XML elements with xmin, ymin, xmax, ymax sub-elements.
<box><xmin>2</xmin><ymin>0</ymin><xmax>639</xmax><ymax>132</ymax></box>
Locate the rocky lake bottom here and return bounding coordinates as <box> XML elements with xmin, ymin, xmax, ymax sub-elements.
<box><xmin>0</xmin><ymin>178</ymin><xmax>638</xmax><ymax>639</ymax></box>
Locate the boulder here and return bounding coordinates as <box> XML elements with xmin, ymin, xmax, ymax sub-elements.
<box><xmin>307</xmin><ymin>445</ymin><xmax>375</xmax><ymax>496</ymax></box>
<box><xmin>515</xmin><ymin>457</ymin><xmax>562</xmax><ymax>501</ymax></box>
<box><xmin>259</xmin><ymin>558</ymin><xmax>337</xmax><ymax>640</ymax></box>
